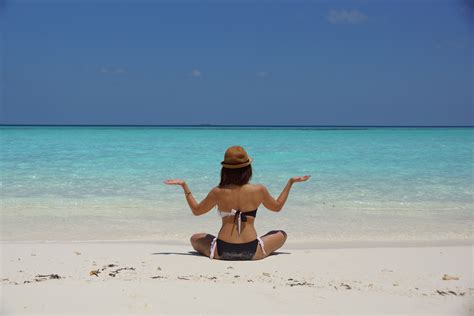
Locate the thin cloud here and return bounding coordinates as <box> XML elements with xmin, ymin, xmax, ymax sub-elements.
<box><xmin>99</xmin><ymin>67</ymin><xmax>127</xmax><ymax>75</ymax></box>
<box><xmin>114</xmin><ymin>68</ymin><xmax>127</xmax><ymax>75</ymax></box>
<box><xmin>190</xmin><ymin>69</ymin><xmax>201</xmax><ymax>77</ymax></box>
<box><xmin>327</xmin><ymin>9</ymin><xmax>367</xmax><ymax>24</ymax></box>
<box><xmin>256</xmin><ymin>71</ymin><xmax>268</xmax><ymax>78</ymax></box>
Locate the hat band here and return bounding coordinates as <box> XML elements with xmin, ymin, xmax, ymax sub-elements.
<box><xmin>221</xmin><ymin>159</ymin><xmax>251</xmax><ymax>169</ymax></box>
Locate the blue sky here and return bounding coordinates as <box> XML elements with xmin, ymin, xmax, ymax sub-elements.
<box><xmin>1</xmin><ymin>0</ymin><xmax>472</xmax><ymax>125</ymax></box>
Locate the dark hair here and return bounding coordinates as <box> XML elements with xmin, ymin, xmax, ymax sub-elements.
<box><xmin>218</xmin><ymin>165</ymin><xmax>252</xmax><ymax>188</ymax></box>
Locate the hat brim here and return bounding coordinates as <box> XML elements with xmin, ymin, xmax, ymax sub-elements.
<box><xmin>221</xmin><ymin>158</ymin><xmax>253</xmax><ymax>169</ymax></box>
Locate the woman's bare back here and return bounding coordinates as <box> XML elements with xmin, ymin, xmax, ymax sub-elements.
<box><xmin>214</xmin><ymin>184</ymin><xmax>262</xmax><ymax>243</ymax></box>
<box><xmin>215</xmin><ymin>183</ymin><xmax>261</xmax><ymax>212</ymax></box>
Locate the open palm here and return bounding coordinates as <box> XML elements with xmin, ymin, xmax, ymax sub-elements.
<box><xmin>163</xmin><ymin>179</ymin><xmax>185</xmax><ymax>186</ymax></box>
<box><xmin>291</xmin><ymin>175</ymin><xmax>311</xmax><ymax>183</ymax></box>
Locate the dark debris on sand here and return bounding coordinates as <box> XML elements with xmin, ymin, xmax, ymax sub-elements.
<box><xmin>90</xmin><ymin>265</ymin><xmax>135</xmax><ymax>277</ymax></box>
<box><xmin>286</xmin><ymin>278</ymin><xmax>314</xmax><ymax>287</ymax></box>
<box><xmin>35</xmin><ymin>274</ymin><xmax>61</xmax><ymax>279</ymax></box>
<box><xmin>436</xmin><ymin>290</ymin><xmax>465</xmax><ymax>296</ymax></box>
<box><xmin>23</xmin><ymin>274</ymin><xmax>64</xmax><ymax>283</ymax></box>
<box><xmin>108</xmin><ymin>267</ymin><xmax>136</xmax><ymax>277</ymax></box>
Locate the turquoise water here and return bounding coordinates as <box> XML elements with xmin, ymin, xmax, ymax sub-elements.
<box><xmin>1</xmin><ymin>127</ymin><xmax>472</xmax><ymax>243</ymax></box>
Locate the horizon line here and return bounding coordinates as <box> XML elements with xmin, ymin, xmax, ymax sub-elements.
<box><xmin>0</xmin><ymin>124</ymin><xmax>473</xmax><ymax>128</ymax></box>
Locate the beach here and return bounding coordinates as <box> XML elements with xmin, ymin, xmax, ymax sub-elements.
<box><xmin>3</xmin><ymin>0</ymin><xmax>473</xmax><ymax>312</ymax></box>
<box><xmin>1</xmin><ymin>241</ymin><xmax>472</xmax><ymax>315</ymax></box>
<box><xmin>1</xmin><ymin>127</ymin><xmax>473</xmax><ymax>314</ymax></box>
<box><xmin>3</xmin><ymin>0</ymin><xmax>473</xmax><ymax>313</ymax></box>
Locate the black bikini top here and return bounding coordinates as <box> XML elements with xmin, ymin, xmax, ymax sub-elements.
<box><xmin>242</xmin><ymin>209</ymin><xmax>257</xmax><ymax>218</ymax></box>
<box><xmin>217</xmin><ymin>207</ymin><xmax>258</xmax><ymax>235</ymax></box>
<box><xmin>218</xmin><ymin>208</ymin><xmax>257</xmax><ymax>219</ymax></box>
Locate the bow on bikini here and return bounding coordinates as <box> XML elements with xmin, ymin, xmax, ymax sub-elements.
<box><xmin>233</xmin><ymin>210</ymin><xmax>247</xmax><ymax>235</ymax></box>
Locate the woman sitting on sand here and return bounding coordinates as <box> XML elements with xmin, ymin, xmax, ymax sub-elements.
<box><xmin>164</xmin><ymin>145</ymin><xmax>310</xmax><ymax>260</ymax></box>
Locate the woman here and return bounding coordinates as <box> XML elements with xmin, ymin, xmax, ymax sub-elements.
<box><xmin>164</xmin><ymin>145</ymin><xmax>310</xmax><ymax>260</ymax></box>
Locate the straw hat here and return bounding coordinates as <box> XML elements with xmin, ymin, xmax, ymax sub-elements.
<box><xmin>221</xmin><ymin>146</ymin><xmax>253</xmax><ymax>169</ymax></box>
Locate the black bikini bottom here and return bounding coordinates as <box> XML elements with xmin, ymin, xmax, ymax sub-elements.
<box><xmin>216</xmin><ymin>239</ymin><xmax>258</xmax><ymax>260</ymax></box>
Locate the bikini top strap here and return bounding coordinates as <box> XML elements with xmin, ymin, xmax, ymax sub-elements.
<box><xmin>232</xmin><ymin>210</ymin><xmax>248</xmax><ymax>236</ymax></box>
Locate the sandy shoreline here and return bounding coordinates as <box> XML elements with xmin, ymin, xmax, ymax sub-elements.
<box><xmin>1</xmin><ymin>242</ymin><xmax>473</xmax><ymax>315</ymax></box>
<box><xmin>2</xmin><ymin>238</ymin><xmax>473</xmax><ymax>248</ymax></box>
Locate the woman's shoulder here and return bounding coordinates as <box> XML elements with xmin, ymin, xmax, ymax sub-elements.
<box><xmin>247</xmin><ymin>183</ymin><xmax>267</xmax><ymax>191</ymax></box>
<box><xmin>242</xmin><ymin>183</ymin><xmax>263</xmax><ymax>192</ymax></box>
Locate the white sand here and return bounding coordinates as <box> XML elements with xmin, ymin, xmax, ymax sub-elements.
<box><xmin>1</xmin><ymin>241</ymin><xmax>473</xmax><ymax>315</ymax></box>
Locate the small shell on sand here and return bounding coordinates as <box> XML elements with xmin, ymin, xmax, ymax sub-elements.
<box><xmin>442</xmin><ymin>274</ymin><xmax>459</xmax><ymax>281</ymax></box>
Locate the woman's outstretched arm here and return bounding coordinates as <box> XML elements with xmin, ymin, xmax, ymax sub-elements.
<box><xmin>164</xmin><ymin>179</ymin><xmax>218</xmax><ymax>216</ymax></box>
<box><xmin>258</xmin><ymin>175</ymin><xmax>311</xmax><ymax>212</ymax></box>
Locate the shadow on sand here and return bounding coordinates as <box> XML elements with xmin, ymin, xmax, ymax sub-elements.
<box><xmin>151</xmin><ymin>251</ymin><xmax>291</xmax><ymax>257</ymax></box>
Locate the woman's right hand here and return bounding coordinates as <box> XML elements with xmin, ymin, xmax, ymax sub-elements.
<box><xmin>290</xmin><ymin>175</ymin><xmax>311</xmax><ymax>184</ymax></box>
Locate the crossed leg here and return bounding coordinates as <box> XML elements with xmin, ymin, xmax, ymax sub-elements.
<box><xmin>190</xmin><ymin>230</ymin><xmax>287</xmax><ymax>260</ymax></box>
<box><xmin>190</xmin><ymin>233</ymin><xmax>217</xmax><ymax>258</ymax></box>
<box><xmin>253</xmin><ymin>230</ymin><xmax>287</xmax><ymax>260</ymax></box>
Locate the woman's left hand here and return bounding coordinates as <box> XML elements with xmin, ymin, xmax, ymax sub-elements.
<box><xmin>163</xmin><ymin>179</ymin><xmax>185</xmax><ymax>186</ymax></box>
